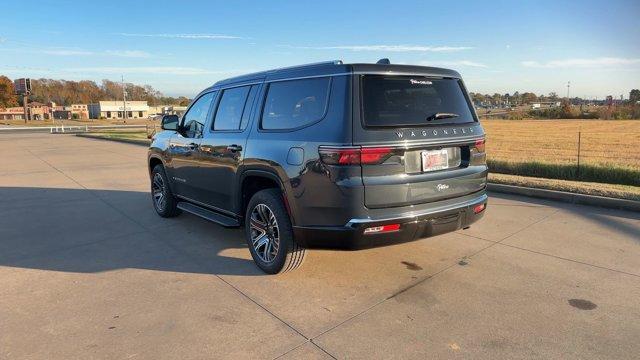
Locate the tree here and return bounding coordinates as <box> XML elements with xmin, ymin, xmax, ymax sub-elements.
<box><xmin>15</xmin><ymin>77</ymin><xmax>190</xmax><ymax>106</ymax></box>
<box><xmin>560</xmin><ymin>99</ymin><xmax>574</xmax><ymax>118</ymax></box>
<box><xmin>0</xmin><ymin>75</ymin><xmax>19</xmax><ymax>107</ymax></box>
<box><xmin>521</xmin><ymin>92</ymin><xmax>538</xmax><ymax>104</ymax></box>
<box><xmin>630</xmin><ymin>89</ymin><xmax>640</xmax><ymax>103</ymax></box>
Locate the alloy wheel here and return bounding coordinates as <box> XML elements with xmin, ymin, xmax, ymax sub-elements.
<box><xmin>152</xmin><ymin>172</ymin><xmax>166</xmax><ymax>211</ymax></box>
<box><xmin>250</xmin><ymin>204</ymin><xmax>280</xmax><ymax>263</ymax></box>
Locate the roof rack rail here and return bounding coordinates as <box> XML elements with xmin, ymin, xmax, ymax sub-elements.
<box><xmin>267</xmin><ymin>60</ymin><xmax>343</xmax><ymax>73</ymax></box>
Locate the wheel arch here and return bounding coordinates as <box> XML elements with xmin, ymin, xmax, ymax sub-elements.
<box><xmin>238</xmin><ymin>169</ymin><xmax>294</xmax><ymax>225</ymax></box>
<box><xmin>148</xmin><ymin>155</ymin><xmax>165</xmax><ymax>175</ymax></box>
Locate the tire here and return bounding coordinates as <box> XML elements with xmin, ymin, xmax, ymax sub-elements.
<box><xmin>151</xmin><ymin>164</ymin><xmax>180</xmax><ymax>218</ymax></box>
<box><xmin>245</xmin><ymin>189</ymin><xmax>305</xmax><ymax>274</ymax></box>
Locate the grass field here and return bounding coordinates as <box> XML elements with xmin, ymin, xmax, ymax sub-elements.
<box><xmin>482</xmin><ymin>119</ymin><xmax>640</xmax><ymax>186</ymax></box>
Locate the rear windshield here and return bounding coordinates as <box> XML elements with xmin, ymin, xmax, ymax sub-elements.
<box><xmin>361</xmin><ymin>75</ymin><xmax>475</xmax><ymax>127</ymax></box>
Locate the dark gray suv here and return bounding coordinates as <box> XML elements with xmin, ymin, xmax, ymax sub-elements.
<box><xmin>148</xmin><ymin>60</ymin><xmax>488</xmax><ymax>274</ymax></box>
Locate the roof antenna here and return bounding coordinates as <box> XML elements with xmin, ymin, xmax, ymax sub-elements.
<box><xmin>376</xmin><ymin>58</ymin><xmax>391</xmax><ymax>65</ymax></box>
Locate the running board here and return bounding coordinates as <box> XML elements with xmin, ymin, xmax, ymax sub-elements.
<box><xmin>177</xmin><ymin>202</ymin><xmax>240</xmax><ymax>227</ymax></box>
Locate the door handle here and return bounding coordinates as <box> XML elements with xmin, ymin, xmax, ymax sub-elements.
<box><xmin>188</xmin><ymin>142</ymin><xmax>199</xmax><ymax>150</ymax></box>
<box><xmin>226</xmin><ymin>144</ymin><xmax>242</xmax><ymax>152</ymax></box>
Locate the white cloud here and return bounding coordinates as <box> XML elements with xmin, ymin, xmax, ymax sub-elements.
<box><xmin>40</xmin><ymin>49</ymin><xmax>94</xmax><ymax>56</ymax></box>
<box><xmin>64</xmin><ymin>66</ymin><xmax>241</xmax><ymax>76</ymax></box>
<box><xmin>522</xmin><ymin>57</ymin><xmax>640</xmax><ymax>68</ymax></box>
<box><xmin>287</xmin><ymin>44</ymin><xmax>473</xmax><ymax>52</ymax></box>
<box><xmin>0</xmin><ymin>47</ymin><xmax>152</xmax><ymax>58</ymax></box>
<box><xmin>420</xmin><ymin>60</ymin><xmax>488</xmax><ymax>68</ymax></box>
<box><xmin>104</xmin><ymin>50</ymin><xmax>152</xmax><ymax>58</ymax></box>
<box><xmin>118</xmin><ymin>33</ymin><xmax>242</xmax><ymax>39</ymax></box>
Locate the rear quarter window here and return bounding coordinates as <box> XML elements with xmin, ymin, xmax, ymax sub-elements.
<box><xmin>261</xmin><ymin>77</ymin><xmax>331</xmax><ymax>130</ymax></box>
<box><xmin>361</xmin><ymin>75</ymin><xmax>475</xmax><ymax>127</ymax></box>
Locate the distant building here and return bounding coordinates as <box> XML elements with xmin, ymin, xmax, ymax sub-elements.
<box><xmin>148</xmin><ymin>105</ymin><xmax>188</xmax><ymax>116</ymax></box>
<box><xmin>68</xmin><ymin>104</ymin><xmax>89</xmax><ymax>119</ymax></box>
<box><xmin>531</xmin><ymin>101</ymin><xmax>561</xmax><ymax>110</ymax></box>
<box><xmin>0</xmin><ymin>107</ymin><xmax>26</xmax><ymax>120</ymax></box>
<box><xmin>52</xmin><ymin>105</ymin><xmax>71</xmax><ymax>120</ymax></box>
<box><xmin>88</xmin><ymin>101</ymin><xmax>149</xmax><ymax>119</ymax></box>
<box><xmin>27</xmin><ymin>102</ymin><xmax>52</xmax><ymax>120</ymax></box>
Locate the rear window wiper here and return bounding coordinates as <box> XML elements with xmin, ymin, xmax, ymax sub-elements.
<box><xmin>426</xmin><ymin>112</ymin><xmax>460</xmax><ymax>121</ymax></box>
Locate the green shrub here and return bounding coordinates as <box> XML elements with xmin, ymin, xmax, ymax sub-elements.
<box><xmin>488</xmin><ymin>159</ymin><xmax>640</xmax><ymax>186</ymax></box>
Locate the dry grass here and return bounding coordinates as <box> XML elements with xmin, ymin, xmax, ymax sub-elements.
<box><xmin>482</xmin><ymin>119</ymin><xmax>640</xmax><ymax>169</ymax></box>
<box><xmin>489</xmin><ymin>173</ymin><xmax>640</xmax><ymax>201</ymax></box>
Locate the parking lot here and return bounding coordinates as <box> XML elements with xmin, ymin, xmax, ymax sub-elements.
<box><xmin>1</xmin><ymin>133</ymin><xmax>639</xmax><ymax>359</ymax></box>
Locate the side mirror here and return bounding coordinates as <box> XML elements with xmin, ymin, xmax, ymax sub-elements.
<box><xmin>161</xmin><ymin>114</ymin><xmax>180</xmax><ymax>131</ymax></box>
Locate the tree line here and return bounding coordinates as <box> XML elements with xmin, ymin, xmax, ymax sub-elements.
<box><xmin>470</xmin><ymin>91</ymin><xmax>563</xmax><ymax>106</ymax></box>
<box><xmin>471</xmin><ymin>89</ymin><xmax>640</xmax><ymax>106</ymax></box>
<box><xmin>0</xmin><ymin>75</ymin><xmax>190</xmax><ymax>108</ymax></box>
<box><xmin>2</xmin><ymin>74</ymin><xmax>638</xmax><ymax>110</ymax></box>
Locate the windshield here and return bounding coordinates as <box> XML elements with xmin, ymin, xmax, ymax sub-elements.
<box><xmin>361</xmin><ymin>75</ymin><xmax>476</xmax><ymax>127</ymax></box>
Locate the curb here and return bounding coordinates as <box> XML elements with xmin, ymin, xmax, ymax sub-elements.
<box><xmin>487</xmin><ymin>183</ymin><xmax>640</xmax><ymax>212</ymax></box>
<box><xmin>75</xmin><ymin>133</ymin><xmax>150</xmax><ymax>146</ymax></box>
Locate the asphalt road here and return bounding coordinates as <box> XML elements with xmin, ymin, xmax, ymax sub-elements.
<box><xmin>1</xmin><ymin>133</ymin><xmax>639</xmax><ymax>359</ymax></box>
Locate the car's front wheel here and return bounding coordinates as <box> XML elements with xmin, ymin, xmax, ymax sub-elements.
<box><xmin>151</xmin><ymin>164</ymin><xmax>180</xmax><ymax>218</ymax></box>
<box><xmin>245</xmin><ymin>189</ymin><xmax>305</xmax><ymax>274</ymax></box>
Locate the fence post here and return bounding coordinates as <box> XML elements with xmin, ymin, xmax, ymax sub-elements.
<box><xmin>577</xmin><ymin>131</ymin><xmax>581</xmax><ymax>179</ymax></box>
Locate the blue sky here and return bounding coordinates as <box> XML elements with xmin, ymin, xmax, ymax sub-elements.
<box><xmin>1</xmin><ymin>0</ymin><xmax>638</xmax><ymax>98</ymax></box>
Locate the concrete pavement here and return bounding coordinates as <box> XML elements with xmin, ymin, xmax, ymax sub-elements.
<box><xmin>1</xmin><ymin>133</ymin><xmax>639</xmax><ymax>359</ymax></box>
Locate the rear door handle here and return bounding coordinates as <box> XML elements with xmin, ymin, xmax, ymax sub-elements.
<box><xmin>226</xmin><ymin>144</ymin><xmax>242</xmax><ymax>152</ymax></box>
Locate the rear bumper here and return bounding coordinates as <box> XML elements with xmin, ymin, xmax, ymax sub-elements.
<box><xmin>293</xmin><ymin>191</ymin><xmax>488</xmax><ymax>249</ymax></box>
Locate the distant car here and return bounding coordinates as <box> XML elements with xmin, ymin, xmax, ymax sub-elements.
<box><xmin>148</xmin><ymin>60</ymin><xmax>488</xmax><ymax>273</ymax></box>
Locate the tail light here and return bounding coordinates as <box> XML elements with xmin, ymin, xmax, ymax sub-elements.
<box><xmin>473</xmin><ymin>203</ymin><xmax>486</xmax><ymax>214</ymax></box>
<box><xmin>363</xmin><ymin>224</ymin><xmax>401</xmax><ymax>234</ymax></box>
<box><xmin>319</xmin><ymin>146</ymin><xmax>394</xmax><ymax>165</ymax></box>
<box><xmin>470</xmin><ymin>138</ymin><xmax>486</xmax><ymax>166</ymax></box>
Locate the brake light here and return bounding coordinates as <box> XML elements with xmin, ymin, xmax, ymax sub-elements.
<box><xmin>363</xmin><ymin>224</ymin><xmax>401</xmax><ymax>234</ymax></box>
<box><xmin>474</xmin><ymin>139</ymin><xmax>485</xmax><ymax>153</ymax></box>
<box><xmin>473</xmin><ymin>203</ymin><xmax>486</xmax><ymax>214</ymax></box>
<box><xmin>361</xmin><ymin>147</ymin><xmax>392</xmax><ymax>164</ymax></box>
<box><xmin>319</xmin><ymin>146</ymin><xmax>393</xmax><ymax>165</ymax></box>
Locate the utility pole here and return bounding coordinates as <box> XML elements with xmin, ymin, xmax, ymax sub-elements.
<box><xmin>121</xmin><ymin>75</ymin><xmax>127</xmax><ymax>123</ymax></box>
<box><xmin>23</xmin><ymin>94</ymin><xmax>28</xmax><ymax>124</ymax></box>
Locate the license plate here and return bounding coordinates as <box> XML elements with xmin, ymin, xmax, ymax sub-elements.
<box><xmin>421</xmin><ymin>149</ymin><xmax>449</xmax><ymax>172</ymax></box>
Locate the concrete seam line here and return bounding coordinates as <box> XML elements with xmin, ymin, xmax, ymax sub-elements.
<box><xmin>496</xmin><ymin>242</ymin><xmax>640</xmax><ymax>279</ymax></box>
<box><xmin>75</xmin><ymin>133</ymin><xmax>149</xmax><ymax>146</ymax></box>
<box><xmin>310</xmin><ymin>339</ymin><xmax>338</xmax><ymax>359</ymax></box>
<box><xmin>488</xmin><ymin>183</ymin><xmax>640</xmax><ymax>212</ymax></box>
<box><xmin>458</xmin><ymin>227</ymin><xmax>640</xmax><ymax>279</ymax></box>
<box><xmin>272</xmin><ymin>339</ymin><xmax>337</xmax><ymax>360</ymax></box>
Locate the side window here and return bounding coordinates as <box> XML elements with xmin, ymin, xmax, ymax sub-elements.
<box><xmin>182</xmin><ymin>92</ymin><xmax>214</xmax><ymax>138</ymax></box>
<box><xmin>261</xmin><ymin>77</ymin><xmax>331</xmax><ymax>130</ymax></box>
<box><xmin>213</xmin><ymin>86</ymin><xmax>250</xmax><ymax>131</ymax></box>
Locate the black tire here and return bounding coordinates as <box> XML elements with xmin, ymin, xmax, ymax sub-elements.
<box><xmin>245</xmin><ymin>189</ymin><xmax>305</xmax><ymax>274</ymax></box>
<box><xmin>151</xmin><ymin>164</ymin><xmax>180</xmax><ymax>218</ymax></box>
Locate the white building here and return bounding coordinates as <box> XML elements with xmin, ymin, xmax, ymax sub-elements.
<box><xmin>148</xmin><ymin>105</ymin><xmax>188</xmax><ymax>116</ymax></box>
<box><xmin>88</xmin><ymin>101</ymin><xmax>149</xmax><ymax>119</ymax></box>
